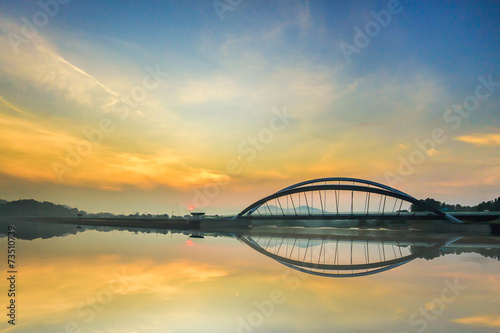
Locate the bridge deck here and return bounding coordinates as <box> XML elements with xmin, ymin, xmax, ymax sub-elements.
<box><xmin>238</xmin><ymin>212</ymin><xmax>500</xmax><ymax>222</ymax></box>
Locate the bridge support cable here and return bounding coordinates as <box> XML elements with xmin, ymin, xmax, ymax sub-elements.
<box><xmin>318</xmin><ymin>240</ymin><xmax>324</xmax><ymax>265</ymax></box>
<box><xmin>351</xmin><ymin>183</ymin><xmax>354</xmax><ymax>215</ymax></box>
<box><xmin>303</xmin><ymin>239</ymin><xmax>310</xmax><ymax>262</ymax></box>
<box><xmin>298</xmin><ymin>194</ymin><xmax>301</xmax><ymax>214</ymax></box>
<box><xmin>392</xmin><ymin>199</ymin><xmax>398</xmax><ymax>213</ymax></box>
<box><xmin>318</xmin><ymin>190</ymin><xmax>324</xmax><ymax>215</ymax></box>
<box><xmin>290</xmin><ymin>195</ymin><xmax>297</xmax><ymax>215</ymax></box>
<box><xmin>350</xmin><ymin>241</ymin><xmax>353</xmax><ymax>267</ymax></box>
<box><xmin>335</xmin><ymin>190</ymin><xmax>339</xmax><ymax>215</ymax></box>
<box><xmin>398</xmin><ymin>200</ymin><xmax>404</xmax><ymax>214</ymax></box>
<box><xmin>290</xmin><ymin>238</ymin><xmax>297</xmax><ymax>258</ymax></box>
<box><xmin>276</xmin><ymin>197</ymin><xmax>285</xmax><ymax>216</ymax></box>
<box><xmin>364</xmin><ymin>192</ymin><xmax>368</xmax><ymax>214</ymax></box>
<box><xmin>382</xmin><ymin>241</ymin><xmax>386</xmax><ymax>261</ymax></box>
<box><xmin>265</xmin><ymin>202</ymin><xmax>273</xmax><ymax>216</ymax></box>
<box><xmin>324</xmin><ymin>181</ymin><xmax>327</xmax><ymax>213</ymax></box>
<box><xmin>264</xmin><ymin>237</ymin><xmax>273</xmax><ymax>250</ymax></box>
<box><xmin>365</xmin><ymin>192</ymin><xmax>371</xmax><ymax>215</ymax></box>
<box><xmin>334</xmin><ymin>240</ymin><xmax>339</xmax><ymax>265</ymax></box>
<box><xmin>365</xmin><ymin>241</ymin><xmax>369</xmax><ymax>265</ymax></box>
<box><xmin>311</xmin><ymin>191</ymin><xmax>313</xmax><ymax>214</ymax></box>
<box><xmin>277</xmin><ymin>237</ymin><xmax>285</xmax><ymax>254</ymax></box>
<box><xmin>303</xmin><ymin>192</ymin><xmax>311</xmax><ymax>215</ymax></box>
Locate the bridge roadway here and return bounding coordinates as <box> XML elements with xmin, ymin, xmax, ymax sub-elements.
<box><xmin>235</xmin><ymin>211</ymin><xmax>500</xmax><ymax>222</ymax></box>
<box><xmin>5</xmin><ymin>211</ymin><xmax>500</xmax><ymax>229</ymax></box>
<box><xmin>4</xmin><ymin>212</ymin><xmax>497</xmax><ymax>237</ymax></box>
<box><xmin>3</xmin><ymin>216</ymin><xmax>500</xmax><ymax>245</ymax></box>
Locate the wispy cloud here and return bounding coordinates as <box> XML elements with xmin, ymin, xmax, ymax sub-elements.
<box><xmin>0</xmin><ymin>95</ymin><xmax>36</xmax><ymax>118</ymax></box>
<box><xmin>452</xmin><ymin>315</ymin><xmax>500</xmax><ymax>328</ymax></box>
<box><xmin>177</xmin><ymin>76</ymin><xmax>242</xmax><ymax>105</ymax></box>
<box><xmin>53</xmin><ymin>51</ymin><xmax>119</xmax><ymax>98</ymax></box>
<box><xmin>454</xmin><ymin>132</ymin><xmax>500</xmax><ymax>146</ymax></box>
<box><xmin>0</xmin><ymin>19</ymin><xmax>118</xmax><ymax>111</ymax></box>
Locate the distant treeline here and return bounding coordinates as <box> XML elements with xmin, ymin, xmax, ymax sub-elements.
<box><xmin>0</xmin><ymin>199</ymin><xmax>172</xmax><ymax>218</ymax></box>
<box><xmin>410</xmin><ymin>197</ymin><xmax>500</xmax><ymax>212</ymax></box>
<box><xmin>410</xmin><ymin>245</ymin><xmax>500</xmax><ymax>261</ymax></box>
<box><xmin>0</xmin><ymin>199</ymin><xmax>82</xmax><ymax>217</ymax></box>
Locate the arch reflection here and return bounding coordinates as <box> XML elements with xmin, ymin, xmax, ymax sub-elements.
<box><xmin>237</xmin><ymin>233</ymin><xmax>462</xmax><ymax>277</ymax></box>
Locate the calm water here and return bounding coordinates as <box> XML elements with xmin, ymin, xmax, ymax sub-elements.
<box><xmin>1</xmin><ymin>221</ymin><xmax>500</xmax><ymax>333</ymax></box>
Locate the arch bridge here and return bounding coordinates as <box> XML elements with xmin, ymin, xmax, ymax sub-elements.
<box><xmin>236</xmin><ymin>177</ymin><xmax>462</xmax><ymax>223</ymax></box>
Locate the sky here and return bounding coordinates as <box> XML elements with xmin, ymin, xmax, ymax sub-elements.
<box><xmin>0</xmin><ymin>0</ymin><xmax>499</xmax><ymax>215</ymax></box>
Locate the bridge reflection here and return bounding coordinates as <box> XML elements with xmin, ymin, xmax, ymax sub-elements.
<box><xmin>235</xmin><ymin>230</ymin><xmax>462</xmax><ymax>277</ymax></box>
<box><xmin>3</xmin><ymin>217</ymin><xmax>499</xmax><ymax>278</ymax></box>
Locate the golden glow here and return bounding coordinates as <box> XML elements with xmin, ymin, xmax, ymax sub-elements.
<box><xmin>0</xmin><ymin>99</ymin><xmax>229</xmax><ymax>190</ymax></box>
<box><xmin>452</xmin><ymin>315</ymin><xmax>500</xmax><ymax>328</ymax></box>
<box><xmin>455</xmin><ymin>132</ymin><xmax>500</xmax><ymax>146</ymax></box>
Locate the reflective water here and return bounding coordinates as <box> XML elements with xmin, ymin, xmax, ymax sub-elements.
<box><xmin>1</xmin><ymin>221</ymin><xmax>500</xmax><ymax>333</ymax></box>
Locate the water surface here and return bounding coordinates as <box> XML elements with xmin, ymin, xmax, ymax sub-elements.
<box><xmin>1</xmin><ymin>221</ymin><xmax>499</xmax><ymax>333</ymax></box>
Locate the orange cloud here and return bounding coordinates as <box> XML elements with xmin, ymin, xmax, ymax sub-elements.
<box><xmin>452</xmin><ymin>315</ymin><xmax>500</xmax><ymax>328</ymax></box>
<box><xmin>454</xmin><ymin>133</ymin><xmax>500</xmax><ymax>146</ymax></box>
<box><xmin>0</xmin><ymin>99</ymin><xmax>229</xmax><ymax>189</ymax></box>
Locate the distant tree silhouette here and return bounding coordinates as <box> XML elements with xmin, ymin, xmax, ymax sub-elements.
<box><xmin>410</xmin><ymin>196</ymin><xmax>500</xmax><ymax>212</ymax></box>
<box><xmin>410</xmin><ymin>245</ymin><xmax>500</xmax><ymax>261</ymax></box>
<box><xmin>0</xmin><ymin>199</ymin><xmax>84</xmax><ymax>217</ymax></box>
